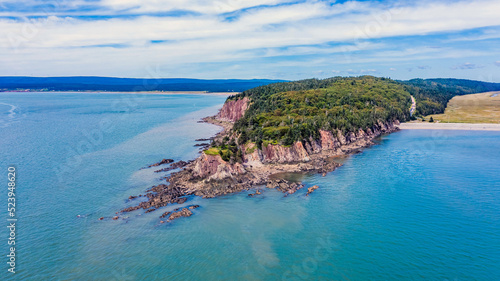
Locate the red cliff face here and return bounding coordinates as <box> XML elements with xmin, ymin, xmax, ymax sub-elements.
<box><xmin>256</xmin><ymin>120</ymin><xmax>399</xmax><ymax>164</ymax></box>
<box><xmin>192</xmin><ymin>153</ymin><xmax>246</xmax><ymax>180</ymax></box>
<box><xmin>319</xmin><ymin>130</ymin><xmax>339</xmax><ymax>150</ymax></box>
<box><xmin>216</xmin><ymin>97</ymin><xmax>250</xmax><ymax>122</ymax></box>
<box><xmin>261</xmin><ymin>141</ymin><xmax>310</xmax><ymax>163</ymax></box>
<box><xmin>199</xmin><ymin>101</ymin><xmax>399</xmax><ymax>181</ymax></box>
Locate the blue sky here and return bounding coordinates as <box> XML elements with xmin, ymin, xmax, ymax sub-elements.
<box><xmin>1</xmin><ymin>0</ymin><xmax>500</xmax><ymax>81</ymax></box>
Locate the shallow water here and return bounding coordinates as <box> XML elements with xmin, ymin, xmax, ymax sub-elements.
<box><xmin>1</xmin><ymin>93</ymin><xmax>499</xmax><ymax>280</ymax></box>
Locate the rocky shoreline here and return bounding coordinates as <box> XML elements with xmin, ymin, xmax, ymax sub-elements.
<box><xmin>116</xmin><ymin>98</ymin><xmax>400</xmax><ymax>224</ymax></box>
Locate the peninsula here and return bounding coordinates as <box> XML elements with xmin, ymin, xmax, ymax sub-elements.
<box><xmin>119</xmin><ymin>76</ymin><xmax>500</xmax><ymax>223</ymax></box>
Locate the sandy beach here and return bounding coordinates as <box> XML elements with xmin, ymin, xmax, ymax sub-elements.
<box><xmin>397</xmin><ymin>122</ymin><xmax>500</xmax><ymax>131</ymax></box>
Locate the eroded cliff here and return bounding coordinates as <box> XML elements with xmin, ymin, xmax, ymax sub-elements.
<box><xmin>216</xmin><ymin>97</ymin><xmax>249</xmax><ymax>122</ymax></box>
<box><xmin>119</xmin><ymin>94</ymin><xmax>401</xmax><ymax>223</ymax></box>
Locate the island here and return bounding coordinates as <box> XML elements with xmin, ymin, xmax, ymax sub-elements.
<box><xmin>118</xmin><ymin>76</ymin><xmax>500</xmax><ymax>223</ymax></box>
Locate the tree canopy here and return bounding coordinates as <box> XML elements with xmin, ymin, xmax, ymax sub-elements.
<box><xmin>231</xmin><ymin>76</ymin><xmax>412</xmax><ymax>147</ymax></box>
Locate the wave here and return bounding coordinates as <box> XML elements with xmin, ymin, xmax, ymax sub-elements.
<box><xmin>0</xmin><ymin>102</ymin><xmax>19</xmax><ymax>128</ymax></box>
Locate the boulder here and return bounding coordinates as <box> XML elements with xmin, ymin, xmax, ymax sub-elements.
<box><xmin>306</xmin><ymin>185</ymin><xmax>319</xmax><ymax>196</ymax></box>
<box><xmin>168</xmin><ymin>208</ymin><xmax>193</xmax><ymax>221</ymax></box>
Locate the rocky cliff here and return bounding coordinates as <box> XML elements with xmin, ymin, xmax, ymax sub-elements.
<box><xmin>240</xmin><ymin>120</ymin><xmax>399</xmax><ymax>165</ymax></box>
<box><xmin>203</xmin><ymin>94</ymin><xmax>400</xmax><ymax>177</ymax></box>
<box><xmin>191</xmin><ymin>153</ymin><xmax>246</xmax><ymax>181</ymax></box>
<box><xmin>119</xmin><ymin>97</ymin><xmax>400</xmax><ymax>221</ymax></box>
<box><xmin>261</xmin><ymin>141</ymin><xmax>310</xmax><ymax>163</ymax></box>
<box><xmin>216</xmin><ymin>97</ymin><xmax>249</xmax><ymax>122</ymax></box>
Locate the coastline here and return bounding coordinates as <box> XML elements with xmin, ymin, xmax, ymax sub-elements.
<box><xmin>118</xmin><ymin>106</ymin><xmax>399</xmax><ymax>221</ymax></box>
<box><xmin>397</xmin><ymin>122</ymin><xmax>500</xmax><ymax>131</ymax></box>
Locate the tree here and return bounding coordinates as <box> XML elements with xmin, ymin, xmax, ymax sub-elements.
<box><xmin>238</xmin><ymin>130</ymin><xmax>248</xmax><ymax>145</ymax></box>
<box><xmin>429</xmin><ymin>116</ymin><xmax>434</xmax><ymax>122</ymax></box>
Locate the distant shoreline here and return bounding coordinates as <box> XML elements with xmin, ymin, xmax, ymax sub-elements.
<box><xmin>397</xmin><ymin>122</ymin><xmax>500</xmax><ymax>131</ymax></box>
<box><xmin>0</xmin><ymin>91</ymin><xmax>237</xmax><ymax>96</ymax></box>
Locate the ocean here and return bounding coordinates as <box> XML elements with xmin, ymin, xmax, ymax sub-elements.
<box><xmin>1</xmin><ymin>92</ymin><xmax>499</xmax><ymax>280</ymax></box>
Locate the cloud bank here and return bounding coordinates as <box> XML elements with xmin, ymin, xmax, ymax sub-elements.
<box><xmin>1</xmin><ymin>0</ymin><xmax>500</xmax><ymax>80</ymax></box>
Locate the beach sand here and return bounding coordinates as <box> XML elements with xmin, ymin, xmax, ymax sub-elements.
<box><xmin>397</xmin><ymin>122</ymin><xmax>500</xmax><ymax>131</ymax></box>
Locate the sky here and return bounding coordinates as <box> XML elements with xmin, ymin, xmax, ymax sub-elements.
<box><xmin>1</xmin><ymin>0</ymin><xmax>500</xmax><ymax>81</ymax></box>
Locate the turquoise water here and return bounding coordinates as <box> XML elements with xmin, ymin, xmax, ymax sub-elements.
<box><xmin>1</xmin><ymin>93</ymin><xmax>499</xmax><ymax>280</ymax></box>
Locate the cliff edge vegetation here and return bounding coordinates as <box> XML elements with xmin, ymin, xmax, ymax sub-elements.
<box><xmin>117</xmin><ymin>76</ymin><xmax>412</xmax><ymax>223</ymax></box>
<box><xmin>228</xmin><ymin>76</ymin><xmax>411</xmax><ymax>150</ymax></box>
<box><xmin>116</xmin><ymin>76</ymin><xmax>500</xmax><ymax>224</ymax></box>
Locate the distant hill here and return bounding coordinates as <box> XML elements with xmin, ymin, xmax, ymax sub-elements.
<box><xmin>0</xmin><ymin>76</ymin><xmax>286</xmax><ymax>92</ymax></box>
<box><xmin>400</xmin><ymin>78</ymin><xmax>500</xmax><ymax>116</ymax></box>
<box><xmin>226</xmin><ymin>76</ymin><xmax>500</xmax><ymax>149</ymax></box>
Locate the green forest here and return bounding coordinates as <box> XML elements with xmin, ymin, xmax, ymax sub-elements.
<box><xmin>231</xmin><ymin>76</ymin><xmax>411</xmax><ymax>148</ymax></box>
<box><xmin>209</xmin><ymin>76</ymin><xmax>500</xmax><ymax>162</ymax></box>
<box><xmin>401</xmin><ymin>78</ymin><xmax>500</xmax><ymax>116</ymax></box>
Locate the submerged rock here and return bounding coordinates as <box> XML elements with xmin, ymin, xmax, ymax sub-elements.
<box><xmin>155</xmin><ymin>160</ymin><xmax>190</xmax><ymax>173</ymax></box>
<box><xmin>266</xmin><ymin>179</ymin><xmax>304</xmax><ymax>195</ymax></box>
<box><xmin>306</xmin><ymin>185</ymin><xmax>319</xmax><ymax>196</ymax></box>
<box><xmin>194</xmin><ymin>143</ymin><xmax>210</xmax><ymax>147</ymax></box>
<box><xmin>247</xmin><ymin>189</ymin><xmax>262</xmax><ymax>197</ymax></box>
<box><xmin>168</xmin><ymin>208</ymin><xmax>193</xmax><ymax>221</ymax></box>
<box><xmin>160</xmin><ymin>211</ymin><xmax>171</xmax><ymax>219</ymax></box>
<box><xmin>147</xmin><ymin>159</ymin><xmax>174</xmax><ymax>168</ymax></box>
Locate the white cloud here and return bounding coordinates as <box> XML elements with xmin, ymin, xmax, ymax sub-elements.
<box><xmin>1</xmin><ymin>0</ymin><xmax>500</xmax><ymax>77</ymax></box>
<box><xmin>99</xmin><ymin>0</ymin><xmax>294</xmax><ymax>15</ymax></box>
<box><xmin>451</xmin><ymin>62</ymin><xmax>485</xmax><ymax>70</ymax></box>
<box><xmin>346</xmin><ymin>69</ymin><xmax>378</xmax><ymax>75</ymax></box>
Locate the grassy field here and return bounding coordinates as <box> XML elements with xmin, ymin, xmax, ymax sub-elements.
<box><xmin>426</xmin><ymin>91</ymin><xmax>500</xmax><ymax>123</ymax></box>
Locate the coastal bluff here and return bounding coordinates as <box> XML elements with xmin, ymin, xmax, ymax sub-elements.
<box><xmin>120</xmin><ymin>98</ymin><xmax>399</xmax><ymax>220</ymax></box>
<box><xmin>118</xmin><ymin>77</ymin><xmax>409</xmax><ymax>223</ymax></box>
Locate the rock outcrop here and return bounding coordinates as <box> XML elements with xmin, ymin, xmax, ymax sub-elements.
<box><xmin>251</xmin><ymin>120</ymin><xmax>398</xmax><ymax>165</ymax></box>
<box><xmin>261</xmin><ymin>141</ymin><xmax>310</xmax><ymax>163</ymax></box>
<box><xmin>266</xmin><ymin>179</ymin><xmax>305</xmax><ymax>195</ymax></box>
<box><xmin>167</xmin><ymin>208</ymin><xmax>192</xmax><ymax>221</ymax></box>
<box><xmin>216</xmin><ymin>97</ymin><xmax>249</xmax><ymax>122</ymax></box>
<box><xmin>306</xmin><ymin>185</ymin><xmax>319</xmax><ymax>196</ymax></box>
<box><xmin>191</xmin><ymin>153</ymin><xmax>246</xmax><ymax>180</ymax></box>
<box><xmin>146</xmin><ymin>158</ymin><xmax>174</xmax><ymax>168</ymax></box>
<box><xmin>120</xmin><ymin>95</ymin><xmax>400</xmax><ymax>225</ymax></box>
<box><xmin>154</xmin><ymin>160</ymin><xmax>189</xmax><ymax>173</ymax></box>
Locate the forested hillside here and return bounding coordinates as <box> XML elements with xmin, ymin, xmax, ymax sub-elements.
<box><xmin>231</xmin><ymin>76</ymin><xmax>412</xmax><ymax>148</ymax></box>
<box><xmin>401</xmin><ymin>78</ymin><xmax>500</xmax><ymax>116</ymax></box>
